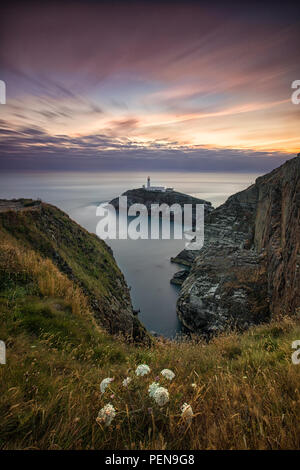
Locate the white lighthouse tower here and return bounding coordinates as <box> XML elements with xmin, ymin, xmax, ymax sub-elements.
<box><xmin>143</xmin><ymin>176</ymin><xmax>170</xmax><ymax>192</ymax></box>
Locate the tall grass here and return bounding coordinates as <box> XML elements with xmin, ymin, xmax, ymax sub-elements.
<box><xmin>0</xmin><ymin>230</ymin><xmax>299</xmax><ymax>449</ymax></box>
<box><xmin>0</xmin><ymin>235</ymin><xmax>91</xmax><ymax>318</ymax></box>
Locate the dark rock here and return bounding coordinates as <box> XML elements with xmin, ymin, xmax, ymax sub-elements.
<box><xmin>171</xmin><ymin>250</ymin><xmax>197</xmax><ymax>267</ymax></box>
<box><xmin>110</xmin><ymin>188</ymin><xmax>213</xmax><ymax>224</ymax></box>
<box><xmin>170</xmin><ymin>269</ymin><xmax>189</xmax><ymax>286</ymax></box>
<box><xmin>175</xmin><ymin>156</ymin><xmax>300</xmax><ymax>335</ymax></box>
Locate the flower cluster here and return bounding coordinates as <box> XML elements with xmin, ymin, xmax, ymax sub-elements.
<box><xmin>181</xmin><ymin>403</ymin><xmax>194</xmax><ymax>424</ymax></box>
<box><xmin>135</xmin><ymin>364</ymin><xmax>151</xmax><ymax>376</ymax></box>
<box><xmin>148</xmin><ymin>381</ymin><xmax>160</xmax><ymax>398</ymax></box>
<box><xmin>153</xmin><ymin>386</ymin><xmax>169</xmax><ymax>406</ymax></box>
<box><xmin>161</xmin><ymin>369</ymin><xmax>175</xmax><ymax>381</ymax></box>
<box><xmin>100</xmin><ymin>377</ymin><xmax>114</xmax><ymax>394</ymax></box>
<box><xmin>122</xmin><ymin>377</ymin><xmax>132</xmax><ymax>387</ymax></box>
<box><xmin>96</xmin><ymin>403</ymin><xmax>116</xmax><ymax>427</ymax></box>
<box><xmin>96</xmin><ymin>364</ymin><xmax>194</xmax><ymax>428</ymax></box>
<box><xmin>148</xmin><ymin>381</ymin><xmax>169</xmax><ymax>406</ymax></box>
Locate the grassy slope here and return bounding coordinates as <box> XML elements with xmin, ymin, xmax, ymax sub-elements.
<box><xmin>0</xmin><ymin>201</ymin><xmax>148</xmax><ymax>340</ymax></box>
<box><xmin>0</xmin><ymin>211</ymin><xmax>300</xmax><ymax>449</ymax></box>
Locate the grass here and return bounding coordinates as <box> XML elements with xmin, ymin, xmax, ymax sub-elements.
<box><xmin>1</xmin><ymin>312</ymin><xmax>300</xmax><ymax>450</ymax></box>
<box><xmin>0</xmin><ymin>203</ymin><xmax>148</xmax><ymax>341</ymax></box>
<box><xmin>0</xmin><ymin>210</ymin><xmax>300</xmax><ymax>449</ymax></box>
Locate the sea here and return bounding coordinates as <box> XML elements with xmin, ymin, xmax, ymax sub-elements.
<box><xmin>0</xmin><ymin>171</ymin><xmax>261</xmax><ymax>337</ymax></box>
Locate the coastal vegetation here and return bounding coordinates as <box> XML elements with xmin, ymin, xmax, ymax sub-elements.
<box><xmin>0</xmin><ymin>207</ymin><xmax>299</xmax><ymax>449</ymax></box>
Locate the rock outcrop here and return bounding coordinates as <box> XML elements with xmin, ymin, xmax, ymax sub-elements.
<box><xmin>175</xmin><ymin>156</ymin><xmax>300</xmax><ymax>335</ymax></box>
<box><xmin>110</xmin><ymin>188</ymin><xmax>213</xmax><ymax>223</ymax></box>
<box><xmin>170</xmin><ymin>269</ymin><xmax>189</xmax><ymax>286</ymax></box>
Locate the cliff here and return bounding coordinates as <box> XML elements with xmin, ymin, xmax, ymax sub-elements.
<box><xmin>175</xmin><ymin>156</ymin><xmax>300</xmax><ymax>335</ymax></box>
<box><xmin>0</xmin><ymin>199</ymin><xmax>149</xmax><ymax>343</ymax></box>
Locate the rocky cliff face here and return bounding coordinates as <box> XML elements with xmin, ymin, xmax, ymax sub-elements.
<box><xmin>175</xmin><ymin>156</ymin><xmax>300</xmax><ymax>335</ymax></box>
<box><xmin>254</xmin><ymin>157</ymin><xmax>300</xmax><ymax>319</ymax></box>
<box><xmin>0</xmin><ymin>199</ymin><xmax>149</xmax><ymax>343</ymax></box>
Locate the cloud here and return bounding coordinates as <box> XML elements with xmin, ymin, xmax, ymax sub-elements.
<box><xmin>0</xmin><ymin>121</ymin><xmax>295</xmax><ymax>172</ymax></box>
<box><xmin>0</xmin><ymin>1</ymin><xmax>299</xmax><ymax>170</ymax></box>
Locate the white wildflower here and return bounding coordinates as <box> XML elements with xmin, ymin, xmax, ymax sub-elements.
<box><xmin>96</xmin><ymin>403</ymin><xmax>116</xmax><ymax>427</ymax></box>
<box><xmin>153</xmin><ymin>386</ymin><xmax>169</xmax><ymax>406</ymax></box>
<box><xmin>161</xmin><ymin>369</ymin><xmax>175</xmax><ymax>381</ymax></box>
<box><xmin>148</xmin><ymin>382</ymin><xmax>160</xmax><ymax>398</ymax></box>
<box><xmin>100</xmin><ymin>377</ymin><xmax>114</xmax><ymax>394</ymax></box>
<box><xmin>181</xmin><ymin>403</ymin><xmax>193</xmax><ymax>424</ymax></box>
<box><xmin>191</xmin><ymin>383</ymin><xmax>197</xmax><ymax>389</ymax></box>
<box><xmin>135</xmin><ymin>364</ymin><xmax>151</xmax><ymax>376</ymax></box>
<box><xmin>122</xmin><ymin>377</ymin><xmax>132</xmax><ymax>387</ymax></box>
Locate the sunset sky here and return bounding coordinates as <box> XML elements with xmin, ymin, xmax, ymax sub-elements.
<box><xmin>0</xmin><ymin>1</ymin><xmax>299</xmax><ymax>171</ymax></box>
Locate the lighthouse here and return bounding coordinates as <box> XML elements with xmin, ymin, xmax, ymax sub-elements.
<box><xmin>143</xmin><ymin>176</ymin><xmax>169</xmax><ymax>192</ymax></box>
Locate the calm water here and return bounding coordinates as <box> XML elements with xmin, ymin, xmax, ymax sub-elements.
<box><xmin>0</xmin><ymin>171</ymin><xmax>261</xmax><ymax>337</ymax></box>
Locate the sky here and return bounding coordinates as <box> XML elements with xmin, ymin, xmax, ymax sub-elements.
<box><xmin>0</xmin><ymin>0</ymin><xmax>299</xmax><ymax>172</ymax></box>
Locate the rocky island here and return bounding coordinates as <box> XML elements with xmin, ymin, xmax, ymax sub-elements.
<box><xmin>172</xmin><ymin>155</ymin><xmax>300</xmax><ymax>336</ymax></box>
<box><xmin>110</xmin><ymin>188</ymin><xmax>213</xmax><ymax>213</ymax></box>
<box><xmin>109</xmin><ymin>181</ymin><xmax>213</xmax><ymax>225</ymax></box>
